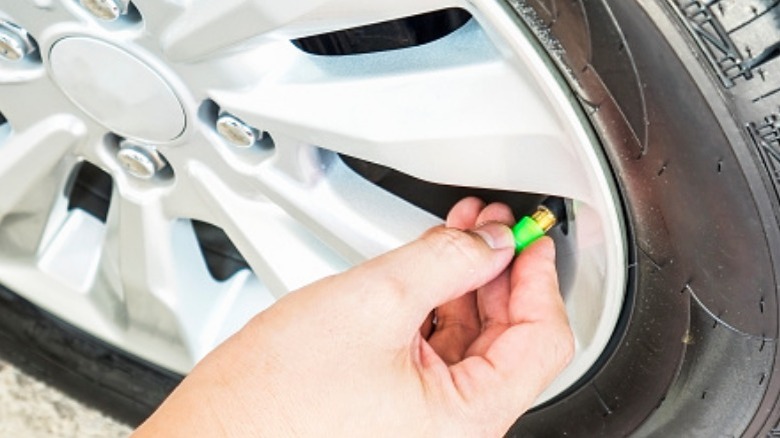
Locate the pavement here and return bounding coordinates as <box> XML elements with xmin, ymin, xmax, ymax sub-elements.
<box><xmin>0</xmin><ymin>359</ymin><xmax>131</xmax><ymax>438</ymax></box>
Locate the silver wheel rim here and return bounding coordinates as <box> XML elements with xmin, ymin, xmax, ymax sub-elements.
<box><xmin>0</xmin><ymin>0</ymin><xmax>626</xmax><ymax>405</ymax></box>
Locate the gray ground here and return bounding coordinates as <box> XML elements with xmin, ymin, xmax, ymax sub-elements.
<box><xmin>0</xmin><ymin>359</ymin><xmax>131</xmax><ymax>438</ymax></box>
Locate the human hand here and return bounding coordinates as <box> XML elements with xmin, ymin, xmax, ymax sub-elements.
<box><xmin>134</xmin><ymin>197</ymin><xmax>574</xmax><ymax>437</ymax></box>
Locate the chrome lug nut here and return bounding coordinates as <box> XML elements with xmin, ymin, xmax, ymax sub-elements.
<box><xmin>0</xmin><ymin>21</ymin><xmax>34</xmax><ymax>62</ymax></box>
<box><xmin>0</xmin><ymin>33</ymin><xmax>24</xmax><ymax>62</ymax></box>
<box><xmin>80</xmin><ymin>0</ymin><xmax>129</xmax><ymax>21</ymax></box>
<box><xmin>217</xmin><ymin>114</ymin><xmax>260</xmax><ymax>148</ymax></box>
<box><xmin>117</xmin><ymin>142</ymin><xmax>167</xmax><ymax>180</ymax></box>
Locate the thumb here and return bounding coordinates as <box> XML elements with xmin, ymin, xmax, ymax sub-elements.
<box><xmin>351</xmin><ymin>222</ymin><xmax>515</xmax><ymax>328</ymax></box>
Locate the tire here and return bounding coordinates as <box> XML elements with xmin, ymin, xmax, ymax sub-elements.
<box><xmin>506</xmin><ymin>0</ymin><xmax>780</xmax><ymax>436</ymax></box>
<box><xmin>1</xmin><ymin>1</ymin><xmax>779</xmax><ymax>435</ymax></box>
<box><xmin>0</xmin><ymin>285</ymin><xmax>180</xmax><ymax>425</ymax></box>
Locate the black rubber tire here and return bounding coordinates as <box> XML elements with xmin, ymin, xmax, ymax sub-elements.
<box><xmin>505</xmin><ymin>0</ymin><xmax>780</xmax><ymax>436</ymax></box>
<box><xmin>0</xmin><ymin>285</ymin><xmax>180</xmax><ymax>425</ymax></box>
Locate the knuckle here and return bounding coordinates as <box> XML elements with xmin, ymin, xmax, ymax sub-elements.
<box><xmin>378</xmin><ymin>271</ymin><xmax>411</xmax><ymax>306</ymax></box>
<box><xmin>356</xmin><ymin>263</ymin><xmax>407</xmax><ymax>305</ymax></box>
<box><xmin>425</xmin><ymin>227</ymin><xmax>484</xmax><ymax>265</ymax></box>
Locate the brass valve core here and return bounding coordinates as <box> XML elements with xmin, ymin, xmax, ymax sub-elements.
<box><xmin>531</xmin><ymin>206</ymin><xmax>558</xmax><ymax>232</ymax></box>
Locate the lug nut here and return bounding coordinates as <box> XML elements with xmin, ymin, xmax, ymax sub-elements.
<box><xmin>117</xmin><ymin>142</ymin><xmax>167</xmax><ymax>180</ymax></box>
<box><xmin>217</xmin><ymin>114</ymin><xmax>260</xmax><ymax>148</ymax></box>
<box><xmin>80</xmin><ymin>0</ymin><xmax>129</xmax><ymax>21</ymax></box>
<box><xmin>0</xmin><ymin>21</ymin><xmax>34</xmax><ymax>62</ymax></box>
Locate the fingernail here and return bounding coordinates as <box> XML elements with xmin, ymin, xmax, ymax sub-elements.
<box><xmin>473</xmin><ymin>222</ymin><xmax>515</xmax><ymax>250</ymax></box>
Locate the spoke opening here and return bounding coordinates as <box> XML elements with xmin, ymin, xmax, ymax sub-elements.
<box><xmin>293</xmin><ymin>8</ymin><xmax>472</xmax><ymax>56</ymax></box>
<box><xmin>121</xmin><ymin>2</ymin><xmax>144</xmax><ymax>26</ymax></box>
<box><xmin>0</xmin><ymin>112</ymin><xmax>10</xmax><ymax>144</ymax></box>
<box><xmin>198</xmin><ymin>98</ymin><xmax>220</xmax><ymax>127</ymax></box>
<box><xmin>341</xmin><ymin>154</ymin><xmax>546</xmax><ymax>219</ymax></box>
<box><xmin>191</xmin><ymin>220</ymin><xmax>251</xmax><ymax>282</ymax></box>
<box><xmin>67</xmin><ymin>161</ymin><xmax>114</xmax><ymax>223</ymax></box>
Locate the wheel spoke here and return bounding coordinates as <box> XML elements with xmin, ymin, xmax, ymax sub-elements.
<box><xmin>105</xmin><ymin>193</ymin><xmax>186</xmax><ymax>352</ymax></box>
<box><xmin>100</xmin><ymin>190</ymin><xmax>274</xmax><ymax>368</ymax></box>
<box><xmin>0</xmin><ymin>157</ymin><xmax>78</xmax><ymax>260</ymax></box>
<box><xmin>188</xmin><ymin>162</ymin><xmax>351</xmax><ymax>298</ymax></box>
<box><xmin>0</xmin><ymin>79</ymin><xmax>77</xmax><ymax>142</ymax></box>
<box><xmin>214</xmin><ymin>21</ymin><xmax>594</xmax><ymax>202</ymax></box>
<box><xmin>255</xmin><ymin>156</ymin><xmax>440</xmax><ymax>263</ymax></box>
<box><xmin>0</xmin><ymin>115</ymin><xmax>84</xmax><ymax>220</ymax></box>
<box><xmin>0</xmin><ymin>2</ymin><xmax>75</xmax><ymax>37</ymax></box>
<box><xmin>268</xmin><ymin>135</ymin><xmax>341</xmax><ymax>185</ymax></box>
<box><xmin>156</xmin><ymin>0</ymin><xmax>467</xmax><ymax>61</ymax></box>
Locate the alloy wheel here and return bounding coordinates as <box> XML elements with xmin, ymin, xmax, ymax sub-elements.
<box><xmin>0</xmin><ymin>0</ymin><xmax>626</xmax><ymax>404</ymax></box>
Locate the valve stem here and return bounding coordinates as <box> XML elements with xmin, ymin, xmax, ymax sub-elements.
<box><xmin>512</xmin><ymin>197</ymin><xmax>565</xmax><ymax>252</ymax></box>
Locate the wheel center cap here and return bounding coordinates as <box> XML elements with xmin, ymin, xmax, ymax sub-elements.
<box><xmin>49</xmin><ymin>37</ymin><xmax>185</xmax><ymax>143</ymax></box>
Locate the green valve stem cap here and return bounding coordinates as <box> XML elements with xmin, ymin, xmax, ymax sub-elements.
<box><xmin>513</xmin><ymin>216</ymin><xmax>546</xmax><ymax>252</ymax></box>
<box><xmin>512</xmin><ymin>205</ymin><xmax>559</xmax><ymax>252</ymax></box>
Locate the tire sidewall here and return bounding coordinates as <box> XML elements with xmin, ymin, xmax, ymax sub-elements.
<box><xmin>508</xmin><ymin>1</ymin><xmax>780</xmax><ymax>436</ymax></box>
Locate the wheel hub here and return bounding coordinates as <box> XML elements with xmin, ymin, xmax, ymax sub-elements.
<box><xmin>48</xmin><ymin>37</ymin><xmax>185</xmax><ymax>143</ymax></box>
